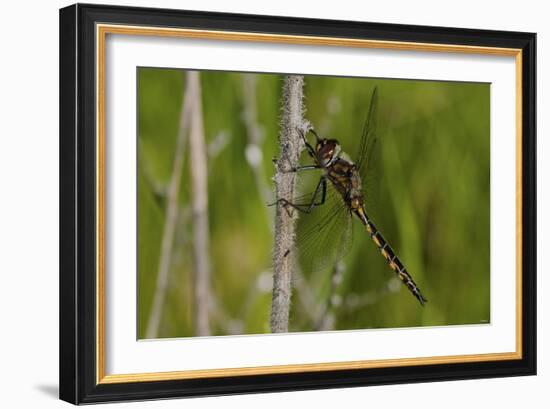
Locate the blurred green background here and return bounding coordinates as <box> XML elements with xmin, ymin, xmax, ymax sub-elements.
<box><xmin>137</xmin><ymin>68</ymin><xmax>490</xmax><ymax>339</ymax></box>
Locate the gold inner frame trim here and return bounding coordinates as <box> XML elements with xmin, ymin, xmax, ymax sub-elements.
<box><xmin>95</xmin><ymin>23</ymin><xmax>523</xmax><ymax>385</ymax></box>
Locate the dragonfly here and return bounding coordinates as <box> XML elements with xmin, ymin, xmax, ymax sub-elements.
<box><xmin>274</xmin><ymin>87</ymin><xmax>427</xmax><ymax>306</ymax></box>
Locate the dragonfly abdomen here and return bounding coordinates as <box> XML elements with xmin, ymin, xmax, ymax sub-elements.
<box><xmin>355</xmin><ymin>207</ymin><xmax>427</xmax><ymax>306</ymax></box>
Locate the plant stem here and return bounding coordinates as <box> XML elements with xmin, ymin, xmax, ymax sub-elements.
<box><xmin>271</xmin><ymin>75</ymin><xmax>306</xmax><ymax>333</ymax></box>
<box><xmin>188</xmin><ymin>71</ymin><xmax>211</xmax><ymax>337</ymax></box>
<box><xmin>145</xmin><ymin>72</ymin><xmax>192</xmax><ymax>339</ymax></box>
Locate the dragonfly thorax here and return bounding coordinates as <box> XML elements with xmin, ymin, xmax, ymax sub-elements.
<box><xmin>315</xmin><ymin>138</ymin><xmax>341</xmax><ymax>167</ymax></box>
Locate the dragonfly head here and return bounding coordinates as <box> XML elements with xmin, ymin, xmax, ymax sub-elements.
<box><xmin>316</xmin><ymin>139</ymin><xmax>341</xmax><ymax>166</ymax></box>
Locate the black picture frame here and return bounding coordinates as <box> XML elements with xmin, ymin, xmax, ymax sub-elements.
<box><xmin>59</xmin><ymin>3</ymin><xmax>536</xmax><ymax>404</ymax></box>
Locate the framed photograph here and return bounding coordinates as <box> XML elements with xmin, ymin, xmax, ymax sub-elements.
<box><xmin>59</xmin><ymin>3</ymin><xmax>536</xmax><ymax>404</ymax></box>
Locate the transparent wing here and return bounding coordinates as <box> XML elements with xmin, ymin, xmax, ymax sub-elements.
<box><xmin>361</xmin><ymin>134</ymin><xmax>382</xmax><ymax>217</ymax></box>
<box><xmin>355</xmin><ymin>86</ymin><xmax>378</xmax><ymax>174</ymax></box>
<box><xmin>294</xmin><ymin>182</ymin><xmax>354</xmax><ymax>274</ymax></box>
<box><xmin>354</xmin><ymin>86</ymin><xmax>381</xmax><ymax>216</ymax></box>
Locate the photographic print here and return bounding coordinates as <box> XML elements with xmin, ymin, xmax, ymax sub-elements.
<box><xmin>60</xmin><ymin>5</ymin><xmax>535</xmax><ymax>403</ymax></box>
<box><xmin>137</xmin><ymin>68</ymin><xmax>490</xmax><ymax>339</ymax></box>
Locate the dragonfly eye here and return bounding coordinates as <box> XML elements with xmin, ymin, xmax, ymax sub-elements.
<box><xmin>316</xmin><ymin>139</ymin><xmax>340</xmax><ymax>164</ymax></box>
<box><xmin>315</xmin><ymin>139</ymin><xmax>327</xmax><ymax>151</ymax></box>
<box><xmin>329</xmin><ymin>140</ymin><xmax>341</xmax><ymax>154</ymax></box>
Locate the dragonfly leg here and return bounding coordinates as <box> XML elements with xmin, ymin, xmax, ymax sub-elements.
<box><xmin>279</xmin><ymin>177</ymin><xmax>327</xmax><ymax>215</ymax></box>
<box><xmin>295</xmin><ymin>164</ymin><xmax>321</xmax><ymax>172</ymax></box>
<box><xmin>296</xmin><ymin>126</ymin><xmax>318</xmax><ymax>158</ymax></box>
<box><xmin>277</xmin><ymin>127</ymin><xmax>320</xmax><ymax>174</ymax></box>
<box><xmin>308</xmin><ymin>128</ymin><xmax>321</xmax><ymax>141</ymax></box>
<box><xmin>278</xmin><ymin>164</ymin><xmax>321</xmax><ymax>174</ymax></box>
<box><xmin>269</xmin><ymin>176</ymin><xmax>327</xmax><ymax>216</ymax></box>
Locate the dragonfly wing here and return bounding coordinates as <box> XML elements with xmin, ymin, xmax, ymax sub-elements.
<box><xmin>355</xmin><ymin>86</ymin><xmax>378</xmax><ymax>174</ymax></box>
<box><xmin>353</xmin><ymin>86</ymin><xmax>382</xmax><ymax>218</ymax></box>
<box><xmin>361</xmin><ymin>134</ymin><xmax>383</xmax><ymax>218</ymax></box>
<box><xmin>295</xmin><ymin>184</ymin><xmax>354</xmax><ymax>274</ymax></box>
